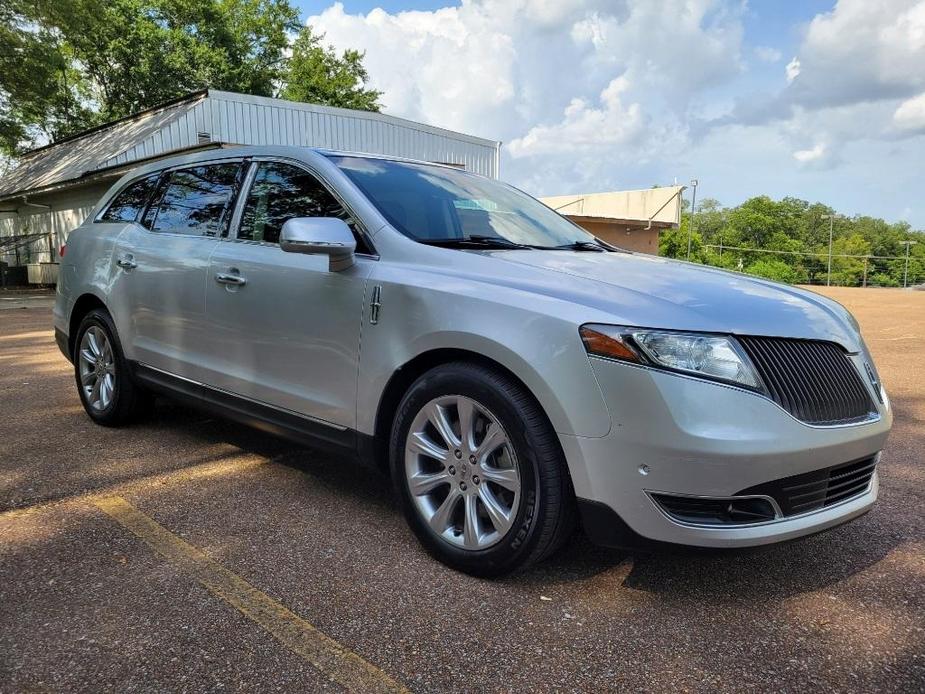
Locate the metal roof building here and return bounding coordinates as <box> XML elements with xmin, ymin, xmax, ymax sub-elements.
<box><xmin>0</xmin><ymin>89</ymin><xmax>500</xmax><ymax>281</ymax></box>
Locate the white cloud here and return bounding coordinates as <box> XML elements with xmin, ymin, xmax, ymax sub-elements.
<box><xmin>893</xmin><ymin>91</ymin><xmax>925</xmax><ymax>132</ymax></box>
<box><xmin>305</xmin><ymin>3</ymin><xmax>520</xmax><ymax>139</ymax></box>
<box><xmin>792</xmin><ymin>144</ymin><xmax>825</xmax><ymax>163</ymax></box>
<box><xmin>792</xmin><ymin>142</ymin><xmax>828</xmax><ymax>164</ymax></box>
<box><xmin>705</xmin><ymin>0</ymin><xmax>925</xmax><ymax>207</ymax></box>
<box><xmin>786</xmin><ymin>0</ymin><xmax>925</xmax><ymax>108</ymax></box>
<box><xmin>305</xmin><ymin>0</ymin><xmax>925</xmax><ymax>226</ymax></box>
<box><xmin>508</xmin><ymin>76</ymin><xmax>642</xmax><ymax>157</ymax></box>
<box><xmin>307</xmin><ymin>0</ymin><xmax>744</xmax><ymax>193</ymax></box>
<box><xmin>755</xmin><ymin>46</ymin><xmax>782</xmax><ymax>63</ymax></box>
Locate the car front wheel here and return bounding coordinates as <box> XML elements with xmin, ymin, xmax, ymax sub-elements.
<box><xmin>390</xmin><ymin>362</ymin><xmax>575</xmax><ymax>576</ymax></box>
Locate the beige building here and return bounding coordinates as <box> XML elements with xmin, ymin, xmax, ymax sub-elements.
<box><xmin>541</xmin><ymin>186</ymin><xmax>685</xmax><ymax>255</ymax></box>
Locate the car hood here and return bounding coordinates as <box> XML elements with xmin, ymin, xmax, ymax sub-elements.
<box><xmin>483</xmin><ymin>250</ymin><xmax>861</xmax><ymax>350</ymax></box>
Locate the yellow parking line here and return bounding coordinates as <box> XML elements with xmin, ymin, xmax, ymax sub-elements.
<box><xmin>93</xmin><ymin>496</ymin><xmax>408</xmax><ymax>694</ymax></box>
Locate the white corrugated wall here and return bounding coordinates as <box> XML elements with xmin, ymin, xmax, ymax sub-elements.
<box><xmin>98</xmin><ymin>93</ymin><xmax>499</xmax><ymax>178</ymax></box>
<box><xmin>196</xmin><ymin>93</ymin><xmax>499</xmax><ymax>177</ymax></box>
<box><xmin>0</xmin><ymin>183</ymin><xmax>110</xmax><ymax>266</ymax></box>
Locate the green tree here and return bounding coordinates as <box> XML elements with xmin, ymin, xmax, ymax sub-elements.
<box><xmin>690</xmin><ymin>196</ymin><xmax>724</xmax><ymax>247</ymax></box>
<box><xmin>744</xmin><ymin>258</ymin><xmax>802</xmax><ymax>284</ymax></box>
<box><xmin>0</xmin><ymin>0</ymin><xmax>380</xmax><ymax>155</ymax></box>
<box><xmin>727</xmin><ymin>196</ymin><xmax>787</xmax><ymax>249</ymax></box>
<box><xmin>659</xmin><ymin>218</ymin><xmax>706</xmax><ymax>262</ymax></box>
<box><xmin>658</xmin><ymin>193</ymin><xmax>924</xmax><ymax>288</ymax></box>
<box><xmin>0</xmin><ymin>0</ymin><xmax>96</xmax><ymax>150</ymax></box>
<box><xmin>828</xmin><ymin>233</ymin><xmax>871</xmax><ymax>286</ymax></box>
<box><xmin>281</xmin><ymin>27</ymin><xmax>382</xmax><ymax>111</ymax></box>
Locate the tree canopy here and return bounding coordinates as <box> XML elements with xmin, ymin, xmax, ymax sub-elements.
<box><xmin>660</xmin><ymin>194</ymin><xmax>925</xmax><ymax>288</ymax></box>
<box><xmin>0</xmin><ymin>0</ymin><xmax>381</xmax><ymax>155</ymax></box>
<box><xmin>281</xmin><ymin>26</ymin><xmax>382</xmax><ymax>111</ymax></box>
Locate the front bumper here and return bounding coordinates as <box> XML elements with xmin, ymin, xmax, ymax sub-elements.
<box><xmin>560</xmin><ymin>356</ymin><xmax>892</xmax><ymax>548</ymax></box>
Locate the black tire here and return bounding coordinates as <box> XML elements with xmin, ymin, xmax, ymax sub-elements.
<box><xmin>73</xmin><ymin>308</ymin><xmax>151</xmax><ymax>426</ymax></box>
<box><xmin>390</xmin><ymin>361</ymin><xmax>576</xmax><ymax>576</ymax></box>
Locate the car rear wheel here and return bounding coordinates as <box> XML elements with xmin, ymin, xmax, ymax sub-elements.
<box><xmin>73</xmin><ymin>308</ymin><xmax>151</xmax><ymax>426</ymax></box>
<box><xmin>390</xmin><ymin>362</ymin><xmax>575</xmax><ymax>576</ymax></box>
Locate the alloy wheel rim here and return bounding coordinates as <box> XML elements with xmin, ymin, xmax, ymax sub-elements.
<box><xmin>404</xmin><ymin>395</ymin><xmax>521</xmax><ymax>550</ymax></box>
<box><xmin>78</xmin><ymin>326</ymin><xmax>116</xmax><ymax>412</ymax></box>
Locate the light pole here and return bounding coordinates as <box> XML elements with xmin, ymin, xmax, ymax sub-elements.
<box><xmin>686</xmin><ymin>179</ymin><xmax>698</xmax><ymax>261</ymax></box>
<box><xmin>821</xmin><ymin>213</ymin><xmax>842</xmax><ymax>286</ymax></box>
<box><xmin>901</xmin><ymin>240</ymin><xmax>918</xmax><ymax>288</ymax></box>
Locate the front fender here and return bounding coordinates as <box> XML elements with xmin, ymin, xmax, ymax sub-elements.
<box><xmin>356</xmin><ymin>275</ymin><xmax>612</xmax><ymax>438</ymax></box>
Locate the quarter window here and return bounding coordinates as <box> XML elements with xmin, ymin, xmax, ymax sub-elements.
<box><xmin>147</xmin><ymin>163</ymin><xmax>242</xmax><ymax>236</ymax></box>
<box><xmin>100</xmin><ymin>174</ymin><xmax>160</xmax><ymax>223</ymax></box>
<box><xmin>237</xmin><ymin>162</ymin><xmax>361</xmax><ymax>247</ymax></box>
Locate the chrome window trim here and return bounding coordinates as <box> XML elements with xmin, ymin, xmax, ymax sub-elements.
<box><xmin>226</xmin><ymin>161</ymin><xmax>258</xmax><ymax>240</ymax></box>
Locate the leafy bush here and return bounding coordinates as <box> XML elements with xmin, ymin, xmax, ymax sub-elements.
<box><xmin>868</xmin><ymin>273</ymin><xmax>899</xmax><ymax>288</ymax></box>
<box><xmin>744</xmin><ymin>258</ymin><xmax>801</xmax><ymax>284</ymax></box>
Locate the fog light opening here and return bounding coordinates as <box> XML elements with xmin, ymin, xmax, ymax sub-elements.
<box><xmin>651</xmin><ymin>493</ymin><xmax>777</xmax><ymax>526</ymax></box>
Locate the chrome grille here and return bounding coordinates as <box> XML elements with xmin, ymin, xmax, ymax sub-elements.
<box><xmin>737</xmin><ymin>336</ymin><xmax>876</xmax><ymax>426</ymax></box>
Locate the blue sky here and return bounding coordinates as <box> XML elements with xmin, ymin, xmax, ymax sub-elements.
<box><xmin>294</xmin><ymin>1</ymin><xmax>925</xmax><ymax>227</ymax></box>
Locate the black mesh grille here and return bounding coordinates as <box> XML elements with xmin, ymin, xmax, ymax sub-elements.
<box><xmin>739</xmin><ymin>456</ymin><xmax>877</xmax><ymax>517</ymax></box>
<box><xmin>737</xmin><ymin>336</ymin><xmax>875</xmax><ymax>425</ymax></box>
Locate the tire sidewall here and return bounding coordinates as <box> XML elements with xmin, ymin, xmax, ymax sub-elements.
<box><xmin>390</xmin><ymin>364</ymin><xmax>548</xmax><ymax>576</ymax></box>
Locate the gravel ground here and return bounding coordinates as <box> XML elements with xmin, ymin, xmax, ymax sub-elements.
<box><xmin>0</xmin><ymin>288</ymin><xmax>56</xmax><ymax>311</ymax></box>
<box><xmin>1</xmin><ymin>287</ymin><xmax>923</xmax><ymax>692</ymax></box>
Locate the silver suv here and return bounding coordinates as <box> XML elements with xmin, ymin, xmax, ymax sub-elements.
<box><xmin>54</xmin><ymin>146</ymin><xmax>892</xmax><ymax>575</ymax></box>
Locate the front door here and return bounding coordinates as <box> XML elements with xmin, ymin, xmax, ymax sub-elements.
<box><xmin>203</xmin><ymin>160</ymin><xmax>373</xmax><ymax>430</ymax></box>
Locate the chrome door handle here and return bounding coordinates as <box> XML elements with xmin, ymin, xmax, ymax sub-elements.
<box><xmin>116</xmin><ymin>256</ymin><xmax>137</xmax><ymax>270</ymax></box>
<box><xmin>215</xmin><ymin>272</ymin><xmax>247</xmax><ymax>286</ymax></box>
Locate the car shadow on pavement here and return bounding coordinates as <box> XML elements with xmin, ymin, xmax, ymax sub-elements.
<box><xmin>148</xmin><ymin>398</ymin><xmax>397</xmax><ymax>512</ymax></box>
<box><xmin>136</xmin><ymin>394</ymin><xmax>916</xmax><ymax>604</ymax></box>
<box><xmin>511</xmin><ymin>514</ymin><xmax>906</xmax><ymax>604</ymax></box>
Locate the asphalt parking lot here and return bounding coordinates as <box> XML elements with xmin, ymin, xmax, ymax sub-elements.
<box><xmin>1</xmin><ymin>287</ymin><xmax>923</xmax><ymax>692</ymax></box>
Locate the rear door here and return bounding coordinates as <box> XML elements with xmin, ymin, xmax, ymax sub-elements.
<box><xmin>111</xmin><ymin>160</ymin><xmax>245</xmax><ymax>381</ymax></box>
<box><xmin>202</xmin><ymin>159</ymin><xmax>374</xmax><ymax>429</ymax></box>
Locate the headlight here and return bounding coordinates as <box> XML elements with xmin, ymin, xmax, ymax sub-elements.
<box><xmin>580</xmin><ymin>324</ymin><xmax>762</xmax><ymax>389</ymax></box>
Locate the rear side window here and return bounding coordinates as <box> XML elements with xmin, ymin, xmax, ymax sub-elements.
<box><xmin>147</xmin><ymin>163</ymin><xmax>242</xmax><ymax>236</ymax></box>
<box><xmin>100</xmin><ymin>174</ymin><xmax>160</xmax><ymax>223</ymax></box>
<box><xmin>237</xmin><ymin>162</ymin><xmax>352</xmax><ymax>244</ymax></box>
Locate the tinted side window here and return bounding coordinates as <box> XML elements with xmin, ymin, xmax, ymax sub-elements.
<box><xmin>149</xmin><ymin>163</ymin><xmax>241</xmax><ymax>236</ymax></box>
<box><xmin>100</xmin><ymin>174</ymin><xmax>160</xmax><ymax>223</ymax></box>
<box><xmin>237</xmin><ymin>162</ymin><xmax>353</xmax><ymax>244</ymax></box>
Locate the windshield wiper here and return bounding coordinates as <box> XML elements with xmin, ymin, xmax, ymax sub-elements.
<box><xmin>418</xmin><ymin>235</ymin><xmax>534</xmax><ymax>250</ymax></box>
<box><xmin>545</xmin><ymin>240</ymin><xmax>612</xmax><ymax>252</ymax></box>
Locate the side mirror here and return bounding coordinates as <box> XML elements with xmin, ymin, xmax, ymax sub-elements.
<box><xmin>279</xmin><ymin>217</ymin><xmax>357</xmax><ymax>271</ymax></box>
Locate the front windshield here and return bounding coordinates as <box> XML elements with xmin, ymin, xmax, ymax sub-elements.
<box><xmin>328</xmin><ymin>155</ymin><xmax>598</xmax><ymax>248</ymax></box>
